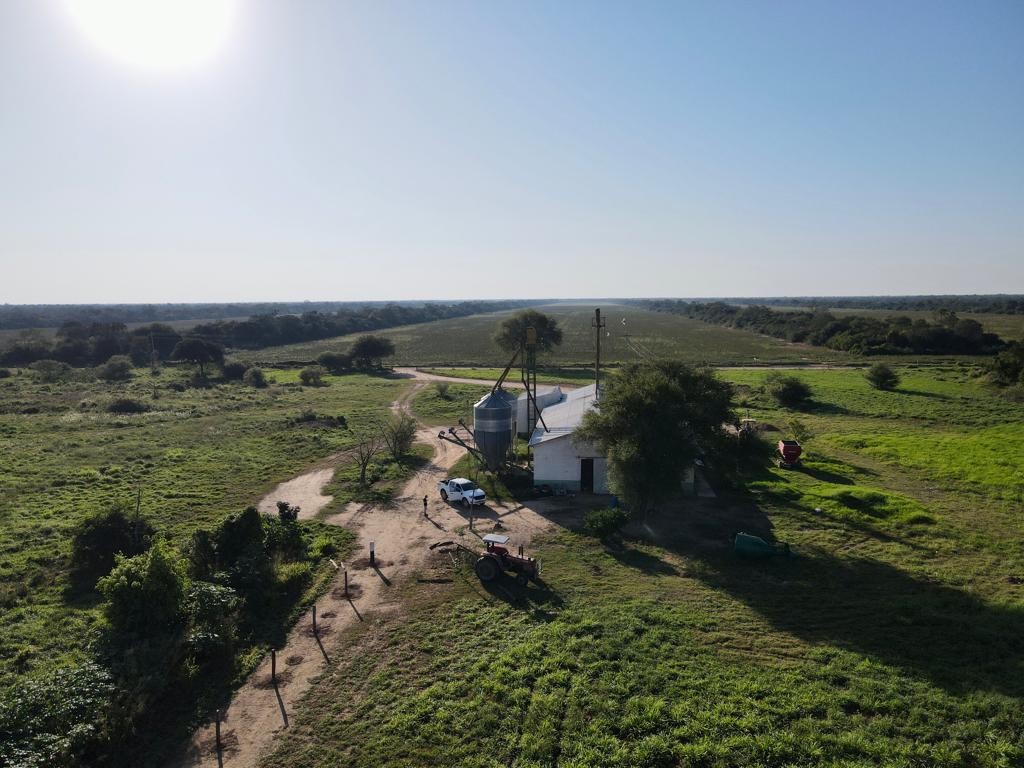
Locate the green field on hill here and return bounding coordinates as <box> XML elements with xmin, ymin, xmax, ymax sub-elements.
<box><xmin>241</xmin><ymin>304</ymin><xmax>854</xmax><ymax>368</ymax></box>
<box><xmin>261</xmin><ymin>364</ymin><xmax>1024</xmax><ymax>768</ymax></box>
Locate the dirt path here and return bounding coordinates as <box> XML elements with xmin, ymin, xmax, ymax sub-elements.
<box><xmin>175</xmin><ymin>374</ymin><xmax>571</xmax><ymax>768</ymax></box>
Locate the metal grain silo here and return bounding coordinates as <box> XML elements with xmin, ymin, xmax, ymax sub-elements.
<box><xmin>473</xmin><ymin>390</ymin><xmax>516</xmax><ymax>470</ymax></box>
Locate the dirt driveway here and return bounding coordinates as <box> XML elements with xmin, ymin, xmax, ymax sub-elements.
<box><xmin>174</xmin><ymin>375</ymin><xmax>578</xmax><ymax>768</ymax></box>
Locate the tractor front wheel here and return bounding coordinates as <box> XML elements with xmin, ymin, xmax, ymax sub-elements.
<box><xmin>474</xmin><ymin>556</ymin><xmax>500</xmax><ymax>582</ymax></box>
<box><xmin>515</xmin><ymin>573</ymin><xmax>529</xmax><ymax>587</ymax></box>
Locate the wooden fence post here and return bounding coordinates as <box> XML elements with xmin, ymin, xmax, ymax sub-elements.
<box><xmin>271</xmin><ymin>648</ymin><xmax>277</xmax><ymax>684</ymax></box>
<box><xmin>215</xmin><ymin>708</ymin><xmax>222</xmax><ymax>753</ymax></box>
<box><xmin>312</xmin><ymin>603</ymin><xmax>318</xmax><ymax>635</ymax></box>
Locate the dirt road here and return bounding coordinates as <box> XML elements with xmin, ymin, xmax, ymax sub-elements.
<box><xmin>175</xmin><ymin>375</ymin><xmax>569</xmax><ymax>768</ymax></box>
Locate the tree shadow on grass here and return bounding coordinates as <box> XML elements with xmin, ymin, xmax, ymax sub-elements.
<box><xmin>605</xmin><ymin>543</ymin><xmax>681</xmax><ymax>576</ymax></box>
<box><xmin>646</xmin><ymin>503</ymin><xmax>1024</xmax><ymax>697</ymax></box>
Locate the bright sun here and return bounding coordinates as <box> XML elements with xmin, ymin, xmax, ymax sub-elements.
<box><xmin>64</xmin><ymin>0</ymin><xmax>239</xmax><ymax>72</ymax></box>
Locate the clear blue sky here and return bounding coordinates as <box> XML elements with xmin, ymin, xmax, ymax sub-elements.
<box><xmin>1</xmin><ymin>1</ymin><xmax>1021</xmax><ymax>303</ymax></box>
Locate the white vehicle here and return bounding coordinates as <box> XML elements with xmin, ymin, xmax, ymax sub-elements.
<box><xmin>437</xmin><ymin>477</ymin><xmax>487</xmax><ymax>507</ymax></box>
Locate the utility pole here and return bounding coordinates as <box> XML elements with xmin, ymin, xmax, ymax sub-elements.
<box><xmin>592</xmin><ymin>308</ymin><xmax>606</xmax><ymax>399</ymax></box>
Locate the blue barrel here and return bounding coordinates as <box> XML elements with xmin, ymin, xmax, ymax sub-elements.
<box><xmin>474</xmin><ymin>390</ymin><xmax>516</xmax><ymax>470</ymax></box>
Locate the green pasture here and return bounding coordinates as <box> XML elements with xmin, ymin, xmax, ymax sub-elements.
<box><xmin>0</xmin><ymin>367</ymin><xmax>403</xmax><ymax>692</ymax></box>
<box><xmin>260</xmin><ymin>363</ymin><xmax>1024</xmax><ymax>767</ymax></box>
<box><xmin>241</xmin><ymin>303</ymin><xmax>852</xmax><ymax>368</ymax></box>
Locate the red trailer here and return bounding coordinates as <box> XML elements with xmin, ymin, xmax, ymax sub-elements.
<box><xmin>777</xmin><ymin>439</ymin><xmax>802</xmax><ymax>469</ymax></box>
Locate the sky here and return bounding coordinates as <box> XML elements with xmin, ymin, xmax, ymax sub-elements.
<box><xmin>1</xmin><ymin>0</ymin><xmax>1022</xmax><ymax>304</ymax></box>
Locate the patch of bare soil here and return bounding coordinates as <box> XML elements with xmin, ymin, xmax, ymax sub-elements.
<box><xmin>256</xmin><ymin>468</ymin><xmax>335</xmax><ymax>520</ymax></box>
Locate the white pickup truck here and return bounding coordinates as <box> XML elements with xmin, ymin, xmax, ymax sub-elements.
<box><xmin>437</xmin><ymin>477</ymin><xmax>487</xmax><ymax>507</ymax></box>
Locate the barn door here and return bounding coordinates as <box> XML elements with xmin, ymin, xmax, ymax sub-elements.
<box><xmin>580</xmin><ymin>458</ymin><xmax>594</xmax><ymax>493</ymax></box>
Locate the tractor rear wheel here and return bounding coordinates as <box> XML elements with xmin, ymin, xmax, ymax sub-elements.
<box><xmin>474</xmin><ymin>556</ymin><xmax>500</xmax><ymax>582</ymax></box>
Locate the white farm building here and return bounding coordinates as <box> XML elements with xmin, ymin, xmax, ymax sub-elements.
<box><xmin>524</xmin><ymin>384</ymin><xmax>609</xmax><ymax>494</ymax></box>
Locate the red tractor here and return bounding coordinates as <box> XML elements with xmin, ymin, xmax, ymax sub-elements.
<box><xmin>474</xmin><ymin>534</ymin><xmax>541</xmax><ymax>586</ymax></box>
<box><xmin>777</xmin><ymin>439</ymin><xmax>802</xmax><ymax>469</ymax></box>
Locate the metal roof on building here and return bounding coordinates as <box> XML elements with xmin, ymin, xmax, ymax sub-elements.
<box><xmin>527</xmin><ymin>383</ymin><xmax>599</xmax><ymax>447</ymax></box>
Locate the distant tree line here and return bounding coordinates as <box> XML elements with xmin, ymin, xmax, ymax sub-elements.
<box><xmin>631</xmin><ymin>295</ymin><xmax>1024</xmax><ymax>314</ymax></box>
<box><xmin>0</xmin><ymin>301</ymin><xmax>527</xmax><ymax>366</ymax></box>
<box><xmin>0</xmin><ymin>300</ymin><xmax>544</xmax><ymax>331</ymax></box>
<box><xmin>642</xmin><ymin>301</ymin><xmax>1007</xmax><ymax>356</ymax></box>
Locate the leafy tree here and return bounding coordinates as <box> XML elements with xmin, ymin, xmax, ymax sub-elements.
<box><xmin>493</xmin><ymin>310</ymin><xmax>563</xmax><ymax>353</ymax></box>
<box><xmin>70</xmin><ymin>507</ymin><xmax>154</xmax><ymax>590</ymax></box>
<box><xmin>30</xmin><ymin>359</ymin><xmax>70</xmax><ymax>383</ymax></box>
<box><xmin>299</xmin><ymin>366</ymin><xmax>325</xmax><ymax>386</ymax></box>
<box><xmin>576</xmin><ymin>360</ymin><xmax>733</xmax><ymax>513</ymax></box>
<box><xmin>170</xmin><ymin>338</ymin><xmax>224</xmax><ymax>377</ymax></box>
<box><xmin>96</xmin><ymin>355</ymin><xmax>132</xmax><ymax>382</ymax></box>
<box><xmin>764</xmin><ymin>372</ymin><xmax>812</xmax><ymax>408</ymax></box>
<box><xmin>0</xmin><ymin>662</ymin><xmax>114</xmax><ymax>768</ymax></box>
<box><xmin>350</xmin><ymin>335</ymin><xmax>395</xmax><ymax>368</ymax></box>
<box><xmin>381</xmin><ymin>412</ymin><xmax>417</xmax><ymax>460</ymax></box>
<box><xmin>865</xmin><ymin>362</ymin><xmax>900</xmax><ymax>391</ymax></box>
<box><xmin>788</xmin><ymin>418</ymin><xmax>813</xmax><ymax>445</ymax></box>
<box><xmin>97</xmin><ymin>541</ymin><xmax>188</xmax><ymax>638</ymax></box>
<box><xmin>316</xmin><ymin>351</ymin><xmax>352</xmax><ymax>374</ymax></box>
<box><xmin>243</xmin><ymin>366</ymin><xmax>268</xmax><ymax>388</ymax></box>
<box><xmin>989</xmin><ymin>341</ymin><xmax>1024</xmax><ymax>387</ymax></box>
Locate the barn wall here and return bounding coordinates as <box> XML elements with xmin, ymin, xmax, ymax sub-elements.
<box><xmin>532</xmin><ymin>436</ymin><xmax>608</xmax><ymax>493</ymax></box>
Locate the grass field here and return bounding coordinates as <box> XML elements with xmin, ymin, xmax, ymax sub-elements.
<box><xmin>258</xmin><ymin>364</ymin><xmax>1024</xmax><ymax>767</ymax></box>
<box><xmin>241</xmin><ymin>303</ymin><xmax>855</xmax><ymax>368</ymax></box>
<box><xmin>0</xmin><ymin>367</ymin><xmax>404</xmax><ymax>694</ymax></box>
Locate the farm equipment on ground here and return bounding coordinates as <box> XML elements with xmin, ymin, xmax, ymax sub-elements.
<box><xmin>777</xmin><ymin>439</ymin><xmax>802</xmax><ymax>469</ymax></box>
<box><xmin>430</xmin><ymin>533</ymin><xmax>541</xmax><ymax>586</ymax></box>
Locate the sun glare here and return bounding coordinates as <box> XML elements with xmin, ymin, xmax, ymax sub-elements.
<box><xmin>64</xmin><ymin>0</ymin><xmax>239</xmax><ymax>72</ymax></box>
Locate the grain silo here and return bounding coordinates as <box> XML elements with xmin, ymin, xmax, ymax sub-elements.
<box><xmin>473</xmin><ymin>389</ymin><xmax>516</xmax><ymax>470</ymax></box>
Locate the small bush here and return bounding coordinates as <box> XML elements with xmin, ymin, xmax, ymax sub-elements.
<box><xmin>96</xmin><ymin>355</ymin><xmax>132</xmax><ymax>382</ymax></box>
<box><xmin>0</xmin><ymin>368</ymin><xmax>12</xmax><ymax>378</ymax></box>
<box><xmin>764</xmin><ymin>372</ymin><xmax>812</xmax><ymax>408</ymax></box>
<box><xmin>243</xmin><ymin>367</ymin><xmax>268</xmax><ymax>388</ymax></box>
<box><xmin>299</xmin><ymin>366</ymin><xmax>325</xmax><ymax>386</ymax></box>
<box><xmin>317</xmin><ymin>352</ymin><xmax>352</xmax><ymax>374</ymax></box>
<box><xmin>310</xmin><ymin>535</ymin><xmax>337</xmax><ymax>559</ymax></box>
<box><xmin>222</xmin><ymin>361</ymin><xmax>247</xmax><ymax>381</ymax></box>
<box><xmin>276</xmin><ymin>500</ymin><xmax>300</xmax><ymax>522</ymax></box>
<box><xmin>865</xmin><ymin>363</ymin><xmax>900</xmax><ymax>391</ymax></box>
<box><xmin>434</xmin><ymin>381</ymin><xmax>451</xmax><ymax>399</ymax></box>
<box><xmin>584</xmin><ymin>507</ymin><xmax>630</xmax><ymax>541</ymax></box>
<box><xmin>107</xmin><ymin>398</ymin><xmax>149</xmax><ymax>414</ymax></box>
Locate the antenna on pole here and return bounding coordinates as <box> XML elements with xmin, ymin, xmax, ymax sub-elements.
<box><xmin>592</xmin><ymin>308</ymin><xmax>606</xmax><ymax>398</ymax></box>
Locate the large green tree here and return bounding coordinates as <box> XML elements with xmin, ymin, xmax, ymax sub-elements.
<box><xmin>350</xmin><ymin>335</ymin><xmax>396</xmax><ymax>368</ymax></box>
<box><xmin>575</xmin><ymin>360</ymin><xmax>733</xmax><ymax>512</ymax></box>
<box><xmin>493</xmin><ymin>310</ymin><xmax>564</xmax><ymax>353</ymax></box>
<box><xmin>171</xmin><ymin>338</ymin><xmax>224</xmax><ymax>377</ymax></box>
